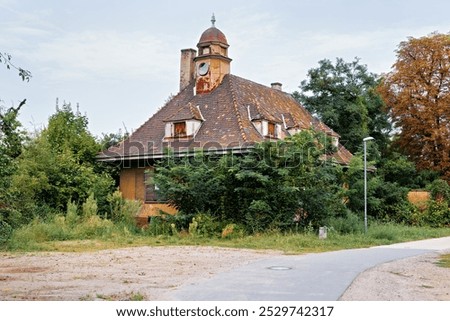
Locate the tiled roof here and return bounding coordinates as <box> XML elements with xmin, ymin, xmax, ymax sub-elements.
<box><xmin>164</xmin><ymin>103</ymin><xmax>203</xmax><ymax>122</ymax></box>
<box><xmin>99</xmin><ymin>74</ymin><xmax>352</xmax><ymax>165</ymax></box>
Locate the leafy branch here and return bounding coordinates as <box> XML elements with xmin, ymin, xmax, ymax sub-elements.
<box><xmin>0</xmin><ymin>52</ymin><xmax>32</xmax><ymax>82</ymax></box>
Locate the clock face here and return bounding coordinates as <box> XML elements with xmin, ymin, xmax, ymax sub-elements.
<box><xmin>197</xmin><ymin>62</ymin><xmax>209</xmax><ymax>76</ymax></box>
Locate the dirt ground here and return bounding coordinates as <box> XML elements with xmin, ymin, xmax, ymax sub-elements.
<box><xmin>0</xmin><ymin>246</ymin><xmax>449</xmax><ymax>301</ymax></box>
<box><xmin>339</xmin><ymin>251</ymin><xmax>450</xmax><ymax>301</ymax></box>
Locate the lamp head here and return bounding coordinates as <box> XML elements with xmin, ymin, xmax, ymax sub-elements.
<box><xmin>363</xmin><ymin>136</ymin><xmax>375</xmax><ymax>142</ymax></box>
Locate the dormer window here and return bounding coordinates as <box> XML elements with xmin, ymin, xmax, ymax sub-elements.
<box><xmin>174</xmin><ymin>122</ymin><xmax>187</xmax><ymax>137</ymax></box>
<box><xmin>268</xmin><ymin>122</ymin><xmax>276</xmax><ymax>138</ymax></box>
<box><xmin>165</xmin><ymin>119</ymin><xmax>202</xmax><ymax>140</ymax></box>
<box><xmin>262</xmin><ymin>120</ymin><xmax>280</xmax><ymax>139</ymax></box>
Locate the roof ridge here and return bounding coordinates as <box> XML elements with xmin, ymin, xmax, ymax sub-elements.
<box><xmin>227</xmin><ymin>75</ymin><xmax>248</xmax><ymax>143</ymax></box>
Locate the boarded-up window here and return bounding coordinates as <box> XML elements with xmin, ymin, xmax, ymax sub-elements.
<box><xmin>174</xmin><ymin>122</ymin><xmax>186</xmax><ymax>137</ymax></box>
<box><xmin>144</xmin><ymin>170</ymin><xmax>157</xmax><ymax>202</ymax></box>
<box><xmin>268</xmin><ymin>122</ymin><xmax>276</xmax><ymax>137</ymax></box>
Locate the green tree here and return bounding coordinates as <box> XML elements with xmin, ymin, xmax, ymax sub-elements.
<box><xmin>9</xmin><ymin>104</ymin><xmax>114</xmax><ymax>223</ymax></box>
<box><xmin>45</xmin><ymin>103</ymin><xmax>99</xmax><ymax>164</ymax></box>
<box><xmin>0</xmin><ymin>104</ymin><xmax>27</xmax><ymax>230</ymax></box>
<box><xmin>293</xmin><ymin>57</ymin><xmax>391</xmax><ymax>155</ymax></box>
<box><xmin>154</xmin><ymin>130</ymin><xmax>346</xmax><ymax>233</ymax></box>
<box><xmin>1</xmin><ymin>52</ymin><xmax>30</xmax><ymax>235</ymax></box>
<box><xmin>345</xmin><ymin>154</ymin><xmax>413</xmax><ymax>224</ymax></box>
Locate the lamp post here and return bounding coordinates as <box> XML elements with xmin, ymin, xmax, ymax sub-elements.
<box><xmin>363</xmin><ymin>136</ymin><xmax>374</xmax><ymax>233</ymax></box>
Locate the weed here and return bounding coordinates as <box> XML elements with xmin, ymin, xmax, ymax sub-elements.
<box><xmin>5</xmin><ymin>219</ymin><xmax>450</xmax><ymax>254</ymax></box>
<box><xmin>129</xmin><ymin>292</ymin><xmax>145</xmax><ymax>301</ymax></box>
<box><xmin>437</xmin><ymin>254</ymin><xmax>450</xmax><ymax>268</ymax></box>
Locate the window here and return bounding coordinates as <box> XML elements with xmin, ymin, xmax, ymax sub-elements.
<box><xmin>144</xmin><ymin>170</ymin><xmax>164</xmax><ymax>203</ymax></box>
<box><xmin>174</xmin><ymin>122</ymin><xmax>186</xmax><ymax>137</ymax></box>
<box><xmin>268</xmin><ymin>122</ymin><xmax>276</xmax><ymax>137</ymax></box>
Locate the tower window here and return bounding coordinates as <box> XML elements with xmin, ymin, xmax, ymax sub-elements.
<box><xmin>174</xmin><ymin>122</ymin><xmax>187</xmax><ymax>137</ymax></box>
<box><xmin>202</xmin><ymin>47</ymin><xmax>210</xmax><ymax>55</ymax></box>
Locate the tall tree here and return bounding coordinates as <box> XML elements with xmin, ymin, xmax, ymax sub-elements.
<box><xmin>378</xmin><ymin>32</ymin><xmax>450</xmax><ymax>181</ymax></box>
<box><xmin>1</xmin><ymin>52</ymin><xmax>30</xmax><ymax>232</ymax></box>
<box><xmin>293</xmin><ymin>58</ymin><xmax>391</xmax><ymax>154</ymax></box>
<box><xmin>9</xmin><ymin>104</ymin><xmax>114</xmax><ymax>222</ymax></box>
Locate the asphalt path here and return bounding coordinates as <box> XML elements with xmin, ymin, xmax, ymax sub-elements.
<box><xmin>170</xmin><ymin>237</ymin><xmax>450</xmax><ymax>301</ymax></box>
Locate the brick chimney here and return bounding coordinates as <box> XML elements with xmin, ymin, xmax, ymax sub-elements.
<box><xmin>180</xmin><ymin>49</ymin><xmax>197</xmax><ymax>91</ymax></box>
<box><xmin>271</xmin><ymin>82</ymin><xmax>282</xmax><ymax>91</ymax></box>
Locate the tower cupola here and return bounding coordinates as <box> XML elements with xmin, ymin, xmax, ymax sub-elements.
<box><xmin>194</xmin><ymin>14</ymin><xmax>232</xmax><ymax>94</ymax></box>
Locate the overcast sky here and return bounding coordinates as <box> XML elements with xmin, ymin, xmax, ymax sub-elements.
<box><xmin>1</xmin><ymin>0</ymin><xmax>450</xmax><ymax>136</ymax></box>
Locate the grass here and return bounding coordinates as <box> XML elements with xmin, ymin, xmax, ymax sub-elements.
<box><xmin>437</xmin><ymin>253</ymin><xmax>450</xmax><ymax>268</ymax></box>
<box><xmin>3</xmin><ymin>220</ymin><xmax>450</xmax><ymax>254</ymax></box>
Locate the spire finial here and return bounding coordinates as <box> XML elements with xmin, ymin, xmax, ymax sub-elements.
<box><xmin>211</xmin><ymin>13</ymin><xmax>216</xmax><ymax>27</ymax></box>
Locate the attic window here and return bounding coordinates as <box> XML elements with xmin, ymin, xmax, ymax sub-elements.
<box><xmin>268</xmin><ymin>122</ymin><xmax>277</xmax><ymax>138</ymax></box>
<box><xmin>174</xmin><ymin>122</ymin><xmax>187</xmax><ymax>137</ymax></box>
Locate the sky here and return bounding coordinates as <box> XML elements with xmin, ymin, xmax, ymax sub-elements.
<box><xmin>1</xmin><ymin>0</ymin><xmax>450</xmax><ymax>137</ymax></box>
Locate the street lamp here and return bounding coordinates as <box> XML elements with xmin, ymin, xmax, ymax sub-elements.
<box><xmin>363</xmin><ymin>136</ymin><xmax>375</xmax><ymax>233</ymax></box>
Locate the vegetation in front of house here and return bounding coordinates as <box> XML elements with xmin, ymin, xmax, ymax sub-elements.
<box><xmin>6</xmin><ymin>212</ymin><xmax>450</xmax><ymax>253</ymax></box>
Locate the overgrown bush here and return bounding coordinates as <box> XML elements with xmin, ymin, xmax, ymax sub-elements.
<box><xmin>326</xmin><ymin>211</ymin><xmax>363</xmax><ymax>234</ymax></box>
<box><xmin>427</xmin><ymin>179</ymin><xmax>450</xmax><ymax>202</ymax></box>
<box><xmin>367</xmin><ymin>223</ymin><xmax>399</xmax><ymax>241</ymax></box>
<box><xmin>146</xmin><ymin>215</ymin><xmax>177</xmax><ymax>236</ymax></box>
<box><xmin>188</xmin><ymin>213</ymin><xmax>220</xmax><ymax>237</ymax></box>
<box><xmin>0</xmin><ymin>221</ymin><xmax>13</xmax><ymax>245</ymax></box>
<box><xmin>423</xmin><ymin>200</ymin><xmax>450</xmax><ymax>228</ymax></box>
<box><xmin>154</xmin><ymin>130</ymin><xmax>345</xmax><ymax>233</ymax></box>
<box><xmin>82</xmin><ymin>193</ymin><xmax>98</xmax><ymax>218</ymax></box>
<box><xmin>107</xmin><ymin>190</ymin><xmax>141</xmax><ymax>226</ymax></box>
<box><xmin>221</xmin><ymin>223</ymin><xmax>245</xmax><ymax>239</ymax></box>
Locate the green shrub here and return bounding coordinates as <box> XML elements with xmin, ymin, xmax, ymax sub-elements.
<box><xmin>245</xmin><ymin>200</ymin><xmax>273</xmax><ymax>233</ymax></box>
<box><xmin>154</xmin><ymin>131</ymin><xmax>345</xmax><ymax>234</ymax></box>
<box><xmin>326</xmin><ymin>211</ymin><xmax>363</xmax><ymax>234</ymax></box>
<box><xmin>221</xmin><ymin>223</ymin><xmax>245</xmax><ymax>239</ymax></box>
<box><xmin>107</xmin><ymin>190</ymin><xmax>141</xmax><ymax>225</ymax></box>
<box><xmin>367</xmin><ymin>223</ymin><xmax>399</xmax><ymax>241</ymax></box>
<box><xmin>427</xmin><ymin>179</ymin><xmax>450</xmax><ymax>202</ymax></box>
<box><xmin>424</xmin><ymin>200</ymin><xmax>450</xmax><ymax>227</ymax></box>
<box><xmin>146</xmin><ymin>215</ymin><xmax>174</xmax><ymax>236</ymax></box>
<box><xmin>66</xmin><ymin>200</ymin><xmax>79</xmax><ymax>227</ymax></box>
<box><xmin>73</xmin><ymin>215</ymin><xmax>113</xmax><ymax>238</ymax></box>
<box><xmin>82</xmin><ymin>193</ymin><xmax>98</xmax><ymax>218</ymax></box>
<box><xmin>189</xmin><ymin>213</ymin><xmax>219</xmax><ymax>237</ymax></box>
<box><xmin>0</xmin><ymin>221</ymin><xmax>13</xmax><ymax>245</ymax></box>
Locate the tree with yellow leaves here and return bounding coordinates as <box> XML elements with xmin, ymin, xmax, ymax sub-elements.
<box><xmin>378</xmin><ymin>32</ymin><xmax>450</xmax><ymax>182</ymax></box>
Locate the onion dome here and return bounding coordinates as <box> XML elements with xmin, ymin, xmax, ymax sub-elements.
<box><xmin>198</xmin><ymin>14</ymin><xmax>229</xmax><ymax>46</ymax></box>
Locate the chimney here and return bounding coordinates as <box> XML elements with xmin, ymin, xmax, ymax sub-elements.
<box><xmin>180</xmin><ymin>49</ymin><xmax>197</xmax><ymax>91</ymax></box>
<box><xmin>271</xmin><ymin>82</ymin><xmax>282</xmax><ymax>91</ymax></box>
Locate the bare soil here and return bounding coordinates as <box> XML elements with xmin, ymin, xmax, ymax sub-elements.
<box><xmin>0</xmin><ymin>246</ymin><xmax>277</xmax><ymax>300</ymax></box>
<box><xmin>340</xmin><ymin>251</ymin><xmax>450</xmax><ymax>301</ymax></box>
<box><xmin>1</xmin><ymin>246</ymin><xmax>448</xmax><ymax>301</ymax></box>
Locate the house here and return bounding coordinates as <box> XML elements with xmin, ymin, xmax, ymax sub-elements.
<box><xmin>98</xmin><ymin>16</ymin><xmax>352</xmax><ymax>223</ymax></box>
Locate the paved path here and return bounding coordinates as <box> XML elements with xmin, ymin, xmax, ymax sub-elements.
<box><xmin>170</xmin><ymin>237</ymin><xmax>450</xmax><ymax>301</ymax></box>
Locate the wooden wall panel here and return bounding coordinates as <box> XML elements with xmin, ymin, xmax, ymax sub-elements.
<box><xmin>120</xmin><ymin>168</ymin><xmax>136</xmax><ymax>200</ymax></box>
